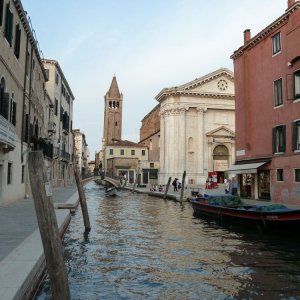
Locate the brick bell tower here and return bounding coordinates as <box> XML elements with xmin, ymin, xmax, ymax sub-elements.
<box><xmin>102</xmin><ymin>75</ymin><xmax>123</xmax><ymax>148</ymax></box>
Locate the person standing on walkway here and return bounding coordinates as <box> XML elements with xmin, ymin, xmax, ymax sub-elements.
<box><xmin>172</xmin><ymin>178</ymin><xmax>178</xmax><ymax>192</ymax></box>
<box><xmin>232</xmin><ymin>177</ymin><xmax>238</xmax><ymax>195</ymax></box>
<box><xmin>224</xmin><ymin>178</ymin><xmax>230</xmax><ymax>194</ymax></box>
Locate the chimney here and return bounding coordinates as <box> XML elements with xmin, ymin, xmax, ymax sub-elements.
<box><xmin>244</xmin><ymin>29</ymin><xmax>251</xmax><ymax>45</ymax></box>
<box><xmin>287</xmin><ymin>0</ymin><xmax>296</xmax><ymax>8</ymax></box>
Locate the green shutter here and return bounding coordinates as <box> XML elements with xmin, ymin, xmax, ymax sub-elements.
<box><xmin>14</xmin><ymin>24</ymin><xmax>21</xmax><ymax>59</ymax></box>
<box><xmin>12</xmin><ymin>101</ymin><xmax>16</xmax><ymax>126</ymax></box>
<box><xmin>0</xmin><ymin>0</ymin><xmax>3</xmax><ymax>26</ymax></box>
<box><xmin>1</xmin><ymin>92</ymin><xmax>9</xmax><ymax>119</ymax></box>
<box><xmin>282</xmin><ymin>125</ymin><xmax>286</xmax><ymax>153</ymax></box>
<box><xmin>4</xmin><ymin>4</ymin><xmax>13</xmax><ymax>46</ymax></box>
<box><xmin>272</xmin><ymin>127</ymin><xmax>276</xmax><ymax>153</ymax></box>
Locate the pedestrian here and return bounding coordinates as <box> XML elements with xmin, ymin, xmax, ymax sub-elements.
<box><xmin>224</xmin><ymin>178</ymin><xmax>230</xmax><ymax>194</ymax></box>
<box><xmin>172</xmin><ymin>178</ymin><xmax>178</xmax><ymax>192</ymax></box>
<box><xmin>232</xmin><ymin>177</ymin><xmax>238</xmax><ymax>195</ymax></box>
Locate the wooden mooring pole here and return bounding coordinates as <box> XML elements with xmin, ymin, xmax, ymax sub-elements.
<box><xmin>180</xmin><ymin>171</ymin><xmax>186</xmax><ymax>202</ymax></box>
<box><xmin>74</xmin><ymin>168</ymin><xmax>91</xmax><ymax>233</ymax></box>
<box><xmin>28</xmin><ymin>151</ymin><xmax>70</xmax><ymax>300</ymax></box>
<box><xmin>164</xmin><ymin>177</ymin><xmax>172</xmax><ymax>199</ymax></box>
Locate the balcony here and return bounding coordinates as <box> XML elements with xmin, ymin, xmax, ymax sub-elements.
<box><xmin>60</xmin><ymin>149</ymin><xmax>71</xmax><ymax>162</ymax></box>
<box><xmin>0</xmin><ymin>115</ymin><xmax>16</xmax><ymax>152</ymax></box>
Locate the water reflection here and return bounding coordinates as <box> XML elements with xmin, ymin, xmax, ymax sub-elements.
<box><xmin>36</xmin><ymin>182</ymin><xmax>300</xmax><ymax>299</ymax></box>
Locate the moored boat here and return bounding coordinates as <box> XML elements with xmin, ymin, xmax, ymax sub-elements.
<box><xmin>105</xmin><ymin>186</ymin><xmax>117</xmax><ymax>197</ymax></box>
<box><xmin>191</xmin><ymin>194</ymin><xmax>300</xmax><ymax>232</ymax></box>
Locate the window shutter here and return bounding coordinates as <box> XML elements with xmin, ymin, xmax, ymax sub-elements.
<box><xmin>282</xmin><ymin>125</ymin><xmax>286</xmax><ymax>153</ymax></box>
<box><xmin>4</xmin><ymin>4</ymin><xmax>13</xmax><ymax>46</ymax></box>
<box><xmin>12</xmin><ymin>101</ymin><xmax>16</xmax><ymax>126</ymax></box>
<box><xmin>292</xmin><ymin>122</ymin><xmax>297</xmax><ymax>151</ymax></box>
<box><xmin>1</xmin><ymin>92</ymin><xmax>9</xmax><ymax>119</ymax></box>
<box><xmin>272</xmin><ymin>127</ymin><xmax>276</xmax><ymax>153</ymax></box>
<box><xmin>0</xmin><ymin>0</ymin><xmax>3</xmax><ymax>26</ymax></box>
<box><xmin>24</xmin><ymin>114</ymin><xmax>29</xmax><ymax>142</ymax></box>
<box><xmin>14</xmin><ymin>24</ymin><xmax>21</xmax><ymax>59</ymax></box>
<box><xmin>286</xmin><ymin>74</ymin><xmax>294</xmax><ymax>100</ymax></box>
<box><xmin>60</xmin><ymin>106</ymin><xmax>64</xmax><ymax>121</ymax></box>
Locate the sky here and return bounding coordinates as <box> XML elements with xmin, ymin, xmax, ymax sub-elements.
<box><xmin>21</xmin><ymin>0</ymin><xmax>287</xmax><ymax>157</ymax></box>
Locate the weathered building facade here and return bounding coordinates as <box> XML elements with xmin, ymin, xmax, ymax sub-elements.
<box><xmin>42</xmin><ymin>59</ymin><xmax>75</xmax><ymax>187</ymax></box>
<box><xmin>105</xmin><ymin>140</ymin><xmax>148</xmax><ymax>184</ymax></box>
<box><xmin>0</xmin><ymin>0</ymin><xmax>49</xmax><ymax>204</ymax></box>
<box><xmin>156</xmin><ymin>68</ymin><xmax>235</xmax><ymax>185</ymax></box>
<box><xmin>139</xmin><ymin>104</ymin><xmax>160</xmax><ymax>184</ymax></box>
<box><xmin>73</xmin><ymin>129</ymin><xmax>90</xmax><ymax>177</ymax></box>
<box><xmin>230</xmin><ymin>0</ymin><xmax>300</xmax><ymax>203</ymax></box>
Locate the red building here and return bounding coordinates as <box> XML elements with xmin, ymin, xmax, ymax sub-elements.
<box><xmin>230</xmin><ymin>0</ymin><xmax>300</xmax><ymax>204</ymax></box>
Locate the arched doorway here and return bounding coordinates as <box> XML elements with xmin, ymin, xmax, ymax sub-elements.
<box><xmin>213</xmin><ymin>145</ymin><xmax>229</xmax><ymax>183</ymax></box>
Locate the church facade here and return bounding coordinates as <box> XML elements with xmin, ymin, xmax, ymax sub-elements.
<box><xmin>155</xmin><ymin>68</ymin><xmax>235</xmax><ymax>185</ymax></box>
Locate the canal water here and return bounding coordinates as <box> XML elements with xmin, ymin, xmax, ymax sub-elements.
<box><xmin>36</xmin><ymin>181</ymin><xmax>300</xmax><ymax>299</ymax></box>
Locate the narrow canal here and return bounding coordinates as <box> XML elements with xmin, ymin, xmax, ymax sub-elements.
<box><xmin>36</xmin><ymin>181</ymin><xmax>300</xmax><ymax>299</ymax></box>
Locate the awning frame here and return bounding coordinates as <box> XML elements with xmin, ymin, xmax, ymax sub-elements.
<box><xmin>226</xmin><ymin>162</ymin><xmax>268</xmax><ymax>174</ymax></box>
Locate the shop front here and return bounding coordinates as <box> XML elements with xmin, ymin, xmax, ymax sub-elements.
<box><xmin>227</xmin><ymin>162</ymin><xmax>269</xmax><ymax>199</ymax></box>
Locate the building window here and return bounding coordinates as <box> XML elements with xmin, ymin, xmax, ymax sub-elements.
<box><xmin>9</xmin><ymin>93</ymin><xmax>16</xmax><ymax>126</ymax></box>
<box><xmin>55</xmin><ymin>73</ymin><xmax>59</xmax><ymax>85</ymax></box>
<box><xmin>295</xmin><ymin>70</ymin><xmax>300</xmax><ymax>100</ymax></box>
<box><xmin>21</xmin><ymin>165</ymin><xmax>25</xmax><ymax>183</ymax></box>
<box><xmin>277</xmin><ymin>169</ymin><xmax>284</xmax><ymax>181</ymax></box>
<box><xmin>120</xmin><ymin>149</ymin><xmax>124</xmax><ymax>155</ymax></box>
<box><xmin>109</xmin><ymin>149</ymin><xmax>113</xmax><ymax>155</ymax></box>
<box><xmin>0</xmin><ymin>0</ymin><xmax>3</xmax><ymax>26</ymax></box>
<box><xmin>274</xmin><ymin>78</ymin><xmax>283</xmax><ymax>106</ymax></box>
<box><xmin>7</xmin><ymin>162</ymin><xmax>12</xmax><ymax>184</ymax></box>
<box><xmin>55</xmin><ymin>98</ymin><xmax>58</xmax><ymax>116</ymax></box>
<box><xmin>292</xmin><ymin>120</ymin><xmax>300</xmax><ymax>151</ymax></box>
<box><xmin>0</xmin><ymin>78</ymin><xmax>9</xmax><ymax>120</ymax></box>
<box><xmin>14</xmin><ymin>23</ymin><xmax>21</xmax><ymax>59</ymax></box>
<box><xmin>272</xmin><ymin>125</ymin><xmax>286</xmax><ymax>153</ymax></box>
<box><xmin>150</xmin><ymin>162</ymin><xmax>154</xmax><ymax>168</ymax></box>
<box><xmin>272</xmin><ymin>33</ymin><xmax>281</xmax><ymax>55</ymax></box>
<box><xmin>4</xmin><ymin>3</ymin><xmax>13</xmax><ymax>46</ymax></box>
<box><xmin>26</xmin><ymin>51</ymin><xmax>30</xmax><ymax>76</ymax></box>
<box><xmin>295</xmin><ymin>169</ymin><xmax>300</xmax><ymax>183</ymax></box>
<box><xmin>131</xmin><ymin>149</ymin><xmax>135</xmax><ymax>156</ymax></box>
<box><xmin>142</xmin><ymin>150</ymin><xmax>145</xmax><ymax>156</ymax></box>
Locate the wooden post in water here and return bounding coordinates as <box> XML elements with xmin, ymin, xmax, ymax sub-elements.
<box><xmin>74</xmin><ymin>168</ymin><xmax>91</xmax><ymax>232</ymax></box>
<box><xmin>28</xmin><ymin>151</ymin><xmax>70</xmax><ymax>300</ymax></box>
<box><xmin>164</xmin><ymin>177</ymin><xmax>172</xmax><ymax>199</ymax></box>
<box><xmin>180</xmin><ymin>170</ymin><xmax>186</xmax><ymax>202</ymax></box>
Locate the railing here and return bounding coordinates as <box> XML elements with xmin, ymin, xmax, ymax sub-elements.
<box><xmin>0</xmin><ymin>115</ymin><xmax>16</xmax><ymax>149</ymax></box>
<box><xmin>60</xmin><ymin>149</ymin><xmax>71</xmax><ymax>161</ymax></box>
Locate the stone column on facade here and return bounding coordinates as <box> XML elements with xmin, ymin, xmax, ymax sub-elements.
<box><xmin>207</xmin><ymin>138</ymin><xmax>213</xmax><ymax>178</ymax></box>
<box><xmin>159</xmin><ymin>112</ymin><xmax>165</xmax><ymax>184</ymax></box>
<box><xmin>197</xmin><ymin>107</ymin><xmax>205</xmax><ymax>182</ymax></box>
<box><xmin>197</xmin><ymin>107</ymin><xmax>206</xmax><ymax>184</ymax></box>
<box><xmin>178</xmin><ymin>106</ymin><xmax>186</xmax><ymax>177</ymax></box>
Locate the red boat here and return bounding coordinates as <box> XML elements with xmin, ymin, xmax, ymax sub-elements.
<box><xmin>191</xmin><ymin>194</ymin><xmax>300</xmax><ymax>232</ymax></box>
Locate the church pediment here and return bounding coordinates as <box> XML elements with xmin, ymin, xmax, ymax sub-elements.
<box><xmin>206</xmin><ymin>126</ymin><xmax>235</xmax><ymax>138</ymax></box>
<box><xmin>180</xmin><ymin>69</ymin><xmax>234</xmax><ymax>95</ymax></box>
<box><xmin>155</xmin><ymin>68</ymin><xmax>234</xmax><ymax>102</ymax></box>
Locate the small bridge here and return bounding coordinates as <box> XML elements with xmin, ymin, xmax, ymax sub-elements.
<box><xmin>103</xmin><ymin>177</ymin><xmax>121</xmax><ymax>188</ymax></box>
